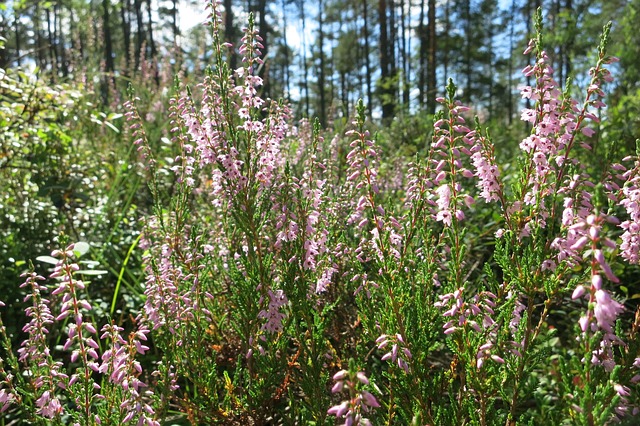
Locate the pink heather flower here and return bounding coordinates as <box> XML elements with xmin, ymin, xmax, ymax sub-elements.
<box><xmin>581</xmin><ymin>126</ymin><xmax>596</xmax><ymax>137</ymax></box>
<box><xmin>18</xmin><ymin>272</ymin><xmax>53</xmax><ymax>363</ymax></box>
<box><xmin>594</xmin><ymin>249</ymin><xmax>619</xmax><ymax>283</ymax></box>
<box><xmin>407</xmin><ymin>89</ymin><xmax>478</xmax><ymax>233</ymax></box>
<box><xmin>590</xmin><ymin>335</ymin><xmax>619</xmax><ymax>372</ymax></box>
<box><xmin>258</xmin><ymin>289</ymin><xmax>288</xmax><ymax>333</ymax></box>
<box><xmin>327</xmin><ymin>368</ymin><xmax>379</xmax><ymax>425</ymax></box>
<box><xmin>619</xmin><ymin>220</ymin><xmax>640</xmax><ymax>263</ymax></box>
<box><xmin>316</xmin><ymin>266</ymin><xmax>337</xmax><ymax>293</ymax></box>
<box><xmin>16</xmin><ymin>271</ymin><xmax>69</xmax><ymax>415</ymax></box>
<box><xmin>436</xmin><ymin>289</ymin><xmax>497</xmax><ymax>338</ymax></box>
<box><xmin>99</xmin><ymin>323</ymin><xmax>157</xmax><ymax>425</ymax></box>
<box><xmin>591</xmin><ymin>274</ymin><xmax>603</xmax><ymax>290</ymax></box>
<box><xmin>0</xmin><ymin>388</ymin><xmax>16</xmax><ymax>413</ymax></box>
<box><xmin>523</xmin><ymin>39</ymin><xmax>535</xmax><ymax>55</ymax></box>
<box><xmin>515</xmin><ymin>46</ymin><xmax>607</xmax><ymax>226</ymax></box>
<box><xmin>377</xmin><ymin>334</ymin><xmax>411</xmax><ymax>373</ymax></box>
<box><xmin>177</xmin><ymin>7</ymin><xmax>290</xmax><ymax>205</ymax></box>
<box><xmin>327</xmin><ymin>401</ymin><xmax>349</xmax><ymax>417</ymax></box>
<box><xmin>593</xmin><ymin>289</ymin><xmax>623</xmax><ymax>333</ymax></box>
<box><xmin>471</xmin><ymin>144</ymin><xmax>501</xmax><ymax>203</ymax></box>
<box><xmin>435</xmin><ymin>184</ymin><xmax>452</xmax><ymax>226</ymax></box>
<box><xmin>476</xmin><ymin>341</ymin><xmax>505</xmax><ymax>369</ymax></box>
<box><xmin>124</xmin><ymin>97</ymin><xmax>155</xmax><ymax>167</ymax></box>
<box><xmin>141</xmin><ymin>227</ymin><xmax>200</xmax><ymax>332</ymax></box>
<box><xmin>49</xmin><ymin>247</ymin><xmax>101</xmax><ymax>397</ymax></box>
<box><xmin>507</xmin><ymin>292</ymin><xmax>526</xmax><ymax>335</ymax></box>
<box><xmin>579</xmin><ymin>316</ymin><xmax>590</xmax><ymax>333</ymax></box>
<box><xmin>520</xmin><ymin>108</ymin><xmax>536</xmax><ymax>123</ymax></box>
<box><xmin>572</xmin><ymin>285</ymin><xmax>586</xmax><ymax>300</ymax></box>
<box><xmin>618</xmin><ymin>169</ymin><xmax>640</xmax><ymax>263</ymax></box>
<box><xmin>344</xmin><ymin>110</ymin><xmax>382</xmax><ymax>235</ymax></box>
<box><xmin>35</xmin><ymin>390</ymin><xmax>62</xmax><ymax>419</ymax></box>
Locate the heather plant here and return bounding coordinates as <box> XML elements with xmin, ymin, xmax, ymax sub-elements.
<box><xmin>2</xmin><ymin>5</ymin><xmax>640</xmax><ymax>426</ymax></box>
<box><xmin>0</xmin><ymin>242</ymin><xmax>159</xmax><ymax>425</ymax></box>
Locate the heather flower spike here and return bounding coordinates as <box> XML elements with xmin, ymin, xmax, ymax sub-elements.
<box><xmin>377</xmin><ymin>333</ymin><xmax>412</xmax><ymax>373</ymax></box>
<box><xmin>327</xmin><ymin>361</ymin><xmax>380</xmax><ymax>426</ymax></box>
<box><xmin>16</xmin><ymin>271</ymin><xmax>68</xmax><ymax>419</ymax></box>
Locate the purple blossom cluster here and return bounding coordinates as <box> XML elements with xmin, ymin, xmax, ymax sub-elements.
<box><xmin>175</xmin><ymin>4</ymin><xmax>290</xmax><ymax>208</ymax></box>
<box><xmin>124</xmin><ymin>96</ymin><xmax>155</xmax><ymax>169</ymax></box>
<box><xmin>327</xmin><ymin>369</ymin><xmax>380</xmax><ymax>426</ymax></box>
<box><xmin>435</xmin><ymin>288</ymin><xmax>506</xmax><ymax>369</ymax></box>
<box><xmin>345</xmin><ymin>123</ymin><xmax>380</xmax><ymax>228</ymax></box>
<box><xmin>428</xmin><ymin>98</ymin><xmax>478</xmax><ymax>226</ymax></box>
<box><xmin>344</xmin><ymin>104</ymin><xmax>405</xmax><ymax>275</ymax></box>
<box><xmin>616</xmin><ymin>156</ymin><xmax>640</xmax><ymax>264</ymax></box>
<box><xmin>550</xmin><ymin>174</ymin><xmax>599</xmax><ymax>269</ymax></box>
<box><xmin>0</xmin><ymin>330</ymin><xmax>18</xmax><ymax>412</ymax></box>
<box><xmin>376</xmin><ymin>333</ymin><xmax>412</xmax><ymax>373</ymax></box>
<box><xmin>514</xmin><ymin>29</ymin><xmax>636</xmax><ymax>384</ymax></box>
<box><xmin>0</xmin><ymin>245</ymin><xmax>161</xmax><ymax>423</ymax></box>
<box><xmin>142</xmin><ymin>237</ymin><xmax>192</xmax><ymax>333</ymax></box>
<box><xmin>258</xmin><ymin>289</ymin><xmax>288</xmax><ymax>333</ymax></box>
<box><xmin>0</xmin><ymin>387</ymin><xmax>16</xmax><ymax>413</ymax></box>
<box><xmin>563</xmin><ymin>212</ymin><xmax>626</xmax><ymax>371</ymax></box>
<box><xmin>515</xmin><ymin>33</ymin><xmax>614</xmax><ymax>238</ymax></box>
<box><xmin>167</xmin><ymin>95</ymin><xmax>198</xmax><ymax>189</ymax></box>
<box><xmin>435</xmin><ymin>288</ymin><xmax>497</xmax><ymax>335</ymax></box>
<box><xmin>99</xmin><ymin>323</ymin><xmax>159</xmax><ymax>425</ymax></box>
<box><xmin>271</xmin><ymin>136</ymin><xmax>331</xmax><ymax>291</ymax></box>
<box><xmin>18</xmin><ymin>271</ymin><xmax>67</xmax><ymax>419</ymax></box>
<box><xmin>470</xmin><ymin>131</ymin><xmax>501</xmax><ymax>203</ymax></box>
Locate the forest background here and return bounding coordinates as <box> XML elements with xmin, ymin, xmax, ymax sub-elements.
<box><xmin>2</xmin><ymin>0</ymin><xmax>639</xmax><ymax>125</ymax></box>
<box><xmin>2</xmin><ymin>0</ymin><xmax>640</xmax><ymax>424</ymax></box>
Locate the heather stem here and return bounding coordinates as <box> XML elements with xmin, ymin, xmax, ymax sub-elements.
<box><xmin>506</xmin><ymin>295</ymin><xmax>535</xmax><ymax>426</ymax></box>
<box><xmin>61</xmin><ymin>261</ymin><xmax>94</xmax><ymax>424</ymax></box>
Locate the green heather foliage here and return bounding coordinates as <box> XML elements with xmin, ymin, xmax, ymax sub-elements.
<box><xmin>1</xmin><ymin>6</ymin><xmax>640</xmax><ymax>426</ymax></box>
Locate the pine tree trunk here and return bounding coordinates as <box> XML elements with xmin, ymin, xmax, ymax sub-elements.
<box><xmin>507</xmin><ymin>0</ymin><xmax>515</xmax><ymax>124</ymax></box>
<box><xmin>298</xmin><ymin>0</ymin><xmax>310</xmax><ymax>117</ymax></box>
<box><xmin>121</xmin><ymin>0</ymin><xmax>131</xmax><ymax>74</ymax></box>
<box><xmin>224</xmin><ymin>0</ymin><xmax>237</xmax><ymax>70</ymax></box>
<box><xmin>1</xmin><ymin>2</ymin><xmax>10</xmax><ymax>67</ymax></box>
<box><xmin>487</xmin><ymin>13</ymin><xmax>494</xmax><ymax>120</ymax></box>
<box><xmin>318</xmin><ymin>0</ymin><xmax>327</xmax><ymax>126</ymax></box>
<box><xmin>56</xmin><ymin>1</ymin><xmax>69</xmax><ymax>76</ymax></box>
<box><xmin>524</xmin><ymin>0</ymin><xmax>532</xmax><ymax>110</ymax></box>
<box><xmin>378</xmin><ymin>0</ymin><xmax>394</xmax><ymax>121</ymax></box>
<box><xmin>362</xmin><ymin>0</ymin><xmax>373</xmax><ymax>118</ymax></box>
<box><xmin>389</xmin><ymin>0</ymin><xmax>398</xmax><ymax>107</ymax></box>
<box><xmin>564</xmin><ymin>0</ymin><xmax>573</xmax><ymax>81</ymax></box>
<box><xmin>134</xmin><ymin>0</ymin><xmax>144</xmax><ymax>71</ymax></box>
<box><xmin>443</xmin><ymin>0</ymin><xmax>450</xmax><ymax>85</ymax></box>
<box><xmin>172</xmin><ymin>0</ymin><xmax>178</xmax><ymax>46</ymax></box>
<box><xmin>400</xmin><ymin>0</ymin><xmax>410</xmax><ymax>110</ymax></box>
<box><xmin>463</xmin><ymin>0</ymin><xmax>471</xmax><ymax>104</ymax></box>
<box><xmin>101</xmin><ymin>0</ymin><xmax>115</xmax><ymax>104</ymax></box>
<box><xmin>427</xmin><ymin>0</ymin><xmax>436</xmax><ymax>114</ymax></box>
<box><xmin>145</xmin><ymin>0</ymin><xmax>159</xmax><ymax>85</ymax></box>
<box><xmin>102</xmin><ymin>0</ymin><xmax>115</xmax><ymax>75</ymax></box>
<box><xmin>46</xmin><ymin>7</ymin><xmax>57</xmax><ymax>74</ymax></box>
<box><xmin>34</xmin><ymin>3</ymin><xmax>46</xmax><ymax>70</ymax></box>
<box><xmin>281</xmin><ymin>0</ymin><xmax>290</xmax><ymax>101</ymax></box>
<box><xmin>418</xmin><ymin>0</ymin><xmax>426</xmax><ymax>107</ymax></box>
